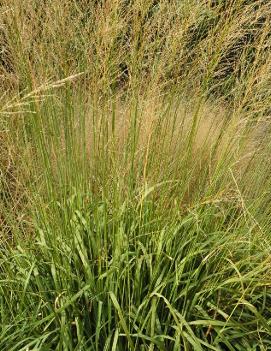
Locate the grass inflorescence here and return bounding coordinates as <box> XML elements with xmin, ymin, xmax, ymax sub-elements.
<box><xmin>1</xmin><ymin>0</ymin><xmax>271</xmax><ymax>350</ymax></box>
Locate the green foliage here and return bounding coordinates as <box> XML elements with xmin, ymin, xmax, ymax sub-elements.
<box><xmin>1</xmin><ymin>192</ymin><xmax>271</xmax><ymax>350</ymax></box>
<box><xmin>0</xmin><ymin>0</ymin><xmax>271</xmax><ymax>350</ymax></box>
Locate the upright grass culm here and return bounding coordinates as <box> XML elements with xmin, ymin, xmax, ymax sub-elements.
<box><xmin>0</xmin><ymin>0</ymin><xmax>271</xmax><ymax>350</ymax></box>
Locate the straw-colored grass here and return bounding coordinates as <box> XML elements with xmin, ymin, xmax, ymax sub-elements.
<box><xmin>1</xmin><ymin>1</ymin><xmax>271</xmax><ymax>350</ymax></box>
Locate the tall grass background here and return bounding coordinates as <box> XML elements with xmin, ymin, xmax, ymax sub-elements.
<box><xmin>0</xmin><ymin>0</ymin><xmax>271</xmax><ymax>350</ymax></box>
